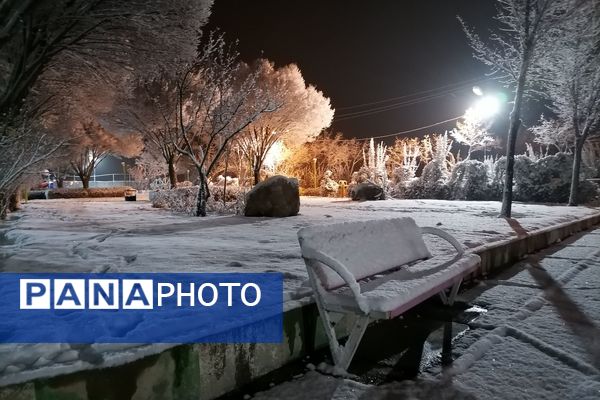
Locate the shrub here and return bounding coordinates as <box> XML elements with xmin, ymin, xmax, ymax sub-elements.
<box><xmin>448</xmin><ymin>160</ymin><xmax>493</xmax><ymax>200</ymax></box>
<box><xmin>151</xmin><ymin>183</ymin><xmax>246</xmax><ymax>215</ymax></box>
<box><xmin>47</xmin><ymin>187</ymin><xmax>135</xmax><ymax>199</ymax></box>
<box><xmin>493</xmin><ymin>153</ymin><xmax>598</xmax><ymax>203</ymax></box>
<box><xmin>404</xmin><ymin>160</ymin><xmax>449</xmax><ymax>200</ymax></box>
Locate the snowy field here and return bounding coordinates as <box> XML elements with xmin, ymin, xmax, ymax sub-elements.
<box><xmin>0</xmin><ymin>197</ymin><xmax>598</xmax><ymax>388</ymax></box>
<box><xmin>1</xmin><ymin>197</ymin><xmax>599</xmax><ymax>307</ymax></box>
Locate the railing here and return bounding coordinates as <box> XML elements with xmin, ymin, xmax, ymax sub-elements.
<box><xmin>63</xmin><ymin>173</ymin><xmax>137</xmax><ymax>188</ymax></box>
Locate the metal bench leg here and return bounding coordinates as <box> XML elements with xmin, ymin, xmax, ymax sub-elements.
<box><xmin>439</xmin><ymin>280</ymin><xmax>462</xmax><ymax>306</ymax></box>
<box><xmin>337</xmin><ymin>314</ymin><xmax>370</xmax><ymax>370</ymax></box>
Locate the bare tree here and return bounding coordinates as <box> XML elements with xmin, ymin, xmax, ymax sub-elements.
<box><xmin>536</xmin><ymin>2</ymin><xmax>600</xmax><ymax>205</ymax></box>
<box><xmin>0</xmin><ymin>0</ymin><xmax>213</xmax><ymax>117</ymax></box>
<box><xmin>168</xmin><ymin>34</ymin><xmax>275</xmax><ymax>216</ymax></box>
<box><xmin>0</xmin><ymin>0</ymin><xmax>213</xmax><ymax>214</ymax></box>
<box><xmin>0</xmin><ymin>115</ymin><xmax>67</xmax><ymax>217</ymax></box>
<box><xmin>236</xmin><ymin>60</ymin><xmax>334</xmax><ymax>184</ymax></box>
<box><xmin>460</xmin><ymin>0</ymin><xmax>582</xmax><ymax>217</ymax></box>
<box><xmin>126</xmin><ymin>73</ymin><xmax>185</xmax><ymax>188</ymax></box>
<box><xmin>530</xmin><ymin>115</ymin><xmax>574</xmax><ymax>153</ymax></box>
<box><xmin>67</xmin><ymin>121</ymin><xmax>142</xmax><ymax>189</ymax></box>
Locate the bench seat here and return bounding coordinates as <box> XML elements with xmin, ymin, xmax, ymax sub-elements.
<box><xmin>321</xmin><ymin>253</ymin><xmax>480</xmax><ymax>319</ymax></box>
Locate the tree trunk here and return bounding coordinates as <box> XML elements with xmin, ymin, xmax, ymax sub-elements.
<box><xmin>9</xmin><ymin>191</ymin><xmax>19</xmax><ymax>212</ymax></box>
<box><xmin>0</xmin><ymin>192</ymin><xmax>7</xmax><ymax>220</ymax></box>
<box><xmin>168</xmin><ymin>159</ymin><xmax>177</xmax><ymax>189</ymax></box>
<box><xmin>500</xmin><ymin>57</ymin><xmax>529</xmax><ymax>218</ymax></box>
<box><xmin>81</xmin><ymin>175</ymin><xmax>90</xmax><ymax>189</ymax></box>
<box><xmin>568</xmin><ymin>137</ymin><xmax>584</xmax><ymax>206</ymax></box>
<box><xmin>195</xmin><ymin>171</ymin><xmax>208</xmax><ymax>217</ymax></box>
<box><xmin>253</xmin><ymin>167</ymin><xmax>260</xmax><ymax>186</ymax></box>
<box><xmin>253</xmin><ymin>155</ymin><xmax>261</xmax><ymax>185</ymax></box>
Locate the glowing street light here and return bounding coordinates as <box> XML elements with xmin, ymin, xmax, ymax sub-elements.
<box><xmin>471</xmin><ymin>95</ymin><xmax>501</xmax><ymax>121</ymax></box>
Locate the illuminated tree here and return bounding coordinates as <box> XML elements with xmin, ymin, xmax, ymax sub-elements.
<box><xmin>0</xmin><ymin>0</ymin><xmax>213</xmax><ymax>215</ymax></box>
<box><xmin>167</xmin><ymin>34</ymin><xmax>275</xmax><ymax>216</ymax></box>
<box><xmin>236</xmin><ymin>60</ymin><xmax>334</xmax><ymax>184</ymax></box>
<box><xmin>389</xmin><ymin>137</ymin><xmax>423</xmax><ymax>181</ymax></box>
<box><xmin>278</xmin><ymin>132</ymin><xmax>362</xmax><ymax>186</ymax></box>
<box><xmin>451</xmin><ymin>108</ymin><xmax>498</xmax><ymax>159</ymax></box>
<box><xmin>530</xmin><ymin>115</ymin><xmax>573</xmax><ymax>153</ymax></box>
<box><xmin>460</xmin><ymin>0</ymin><xmax>583</xmax><ymax>217</ymax></box>
<box><xmin>0</xmin><ymin>0</ymin><xmax>213</xmax><ymax>117</ymax></box>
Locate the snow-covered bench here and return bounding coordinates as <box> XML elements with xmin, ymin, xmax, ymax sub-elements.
<box><xmin>297</xmin><ymin>218</ymin><xmax>480</xmax><ymax>370</ymax></box>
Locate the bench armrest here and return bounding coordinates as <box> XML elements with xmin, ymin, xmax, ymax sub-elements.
<box><xmin>304</xmin><ymin>250</ymin><xmax>370</xmax><ymax>314</ymax></box>
<box><xmin>420</xmin><ymin>226</ymin><xmax>464</xmax><ymax>255</ymax></box>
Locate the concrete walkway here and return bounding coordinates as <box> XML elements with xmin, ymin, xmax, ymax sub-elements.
<box><xmin>253</xmin><ymin>228</ymin><xmax>600</xmax><ymax>400</ymax></box>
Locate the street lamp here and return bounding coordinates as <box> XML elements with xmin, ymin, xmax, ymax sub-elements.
<box><xmin>472</xmin><ymin>95</ymin><xmax>501</xmax><ymax>121</ymax></box>
<box><xmin>121</xmin><ymin>161</ymin><xmax>126</xmax><ymax>182</ymax></box>
<box><xmin>312</xmin><ymin>158</ymin><xmax>317</xmax><ymax>188</ymax></box>
<box><xmin>472</xmin><ymin>86</ymin><xmax>484</xmax><ymax>96</ymax></box>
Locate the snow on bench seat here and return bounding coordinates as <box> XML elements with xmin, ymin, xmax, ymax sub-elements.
<box><xmin>297</xmin><ymin>217</ymin><xmax>481</xmax><ymax>370</ymax></box>
<box><xmin>321</xmin><ymin>253</ymin><xmax>480</xmax><ymax>319</ymax></box>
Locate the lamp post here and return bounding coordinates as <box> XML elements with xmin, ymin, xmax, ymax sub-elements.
<box><xmin>121</xmin><ymin>161</ymin><xmax>126</xmax><ymax>182</ymax></box>
<box><xmin>312</xmin><ymin>158</ymin><xmax>317</xmax><ymax>188</ymax></box>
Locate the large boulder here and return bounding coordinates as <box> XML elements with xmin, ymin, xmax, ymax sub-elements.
<box><xmin>245</xmin><ymin>175</ymin><xmax>300</xmax><ymax>217</ymax></box>
<box><xmin>350</xmin><ymin>182</ymin><xmax>384</xmax><ymax>201</ymax></box>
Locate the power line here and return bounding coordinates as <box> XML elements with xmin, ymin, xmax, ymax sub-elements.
<box><xmin>334</xmin><ymin>76</ymin><xmax>487</xmax><ymax>116</ymax></box>
<box><xmin>334</xmin><ymin>89</ymin><xmax>467</xmax><ymax>121</ymax></box>
<box><xmin>319</xmin><ymin>114</ymin><xmax>462</xmax><ymax>142</ymax></box>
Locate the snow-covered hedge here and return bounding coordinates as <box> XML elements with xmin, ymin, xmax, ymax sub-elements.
<box><xmin>47</xmin><ymin>187</ymin><xmax>135</xmax><ymax>199</ymax></box>
<box><xmin>498</xmin><ymin>153</ymin><xmax>598</xmax><ymax>203</ymax></box>
<box><xmin>403</xmin><ymin>160</ymin><xmax>450</xmax><ymax>200</ymax></box>
<box><xmin>151</xmin><ymin>183</ymin><xmax>247</xmax><ymax>215</ymax></box>
<box><xmin>448</xmin><ymin>160</ymin><xmax>492</xmax><ymax>200</ymax></box>
<box><xmin>390</xmin><ymin>152</ymin><xmax>598</xmax><ymax>204</ymax></box>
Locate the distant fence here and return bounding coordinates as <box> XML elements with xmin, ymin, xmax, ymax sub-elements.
<box><xmin>63</xmin><ymin>173</ymin><xmax>137</xmax><ymax>189</ymax></box>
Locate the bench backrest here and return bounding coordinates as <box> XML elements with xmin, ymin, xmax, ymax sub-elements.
<box><xmin>297</xmin><ymin>218</ymin><xmax>432</xmax><ymax>290</ymax></box>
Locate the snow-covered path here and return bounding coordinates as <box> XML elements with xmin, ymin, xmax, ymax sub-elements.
<box><xmin>253</xmin><ymin>228</ymin><xmax>600</xmax><ymax>400</ymax></box>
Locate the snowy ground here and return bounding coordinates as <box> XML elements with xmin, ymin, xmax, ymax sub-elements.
<box><xmin>2</xmin><ymin>197</ymin><xmax>598</xmax><ymax>305</ymax></box>
<box><xmin>253</xmin><ymin>229</ymin><xmax>600</xmax><ymax>400</ymax></box>
<box><xmin>0</xmin><ymin>197</ymin><xmax>598</xmax><ymax>388</ymax></box>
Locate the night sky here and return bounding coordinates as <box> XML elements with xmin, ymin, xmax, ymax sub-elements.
<box><xmin>205</xmin><ymin>0</ymin><xmax>514</xmax><ymax>144</ymax></box>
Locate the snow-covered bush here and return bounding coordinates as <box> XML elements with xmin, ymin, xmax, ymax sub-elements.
<box><xmin>493</xmin><ymin>153</ymin><xmax>598</xmax><ymax>203</ymax></box>
<box><xmin>151</xmin><ymin>186</ymin><xmax>197</xmax><ymax>214</ymax></box>
<box><xmin>448</xmin><ymin>160</ymin><xmax>492</xmax><ymax>200</ymax></box>
<box><xmin>176</xmin><ymin>180</ymin><xmax>193</xmax><ymax>188</ymax></box>
<box><xmin>351</xmin><ymin>139</ymin><xmax>389</xmax><ymax>197</ymax></box>
<box><xmin>151</xmin><ymin>183</ymin><xmax>247</xmax><ymax>215</ymax></box>
<box><xmin>320</xmin><ymin>170</ymin><xmax>339</xmax><ymax>197</ymax></box>
<box><xmin>388</xmin><ymin>166</ymin><xmax>416</xmax><ymax>198</ymax></box>
<box><xmin>207</xmin><ymin>182</ymin><xmax>247</xmax><ymax>215</ymax></box>
<box><xmin>149</xmin><ymin>177</ymin><xmax>170</xmax><ymax>191</ymax></box>
<box><xmin>404</xmin><ymin>159</ymin><xmax>450</xmax><ymax>200</ymax></box>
